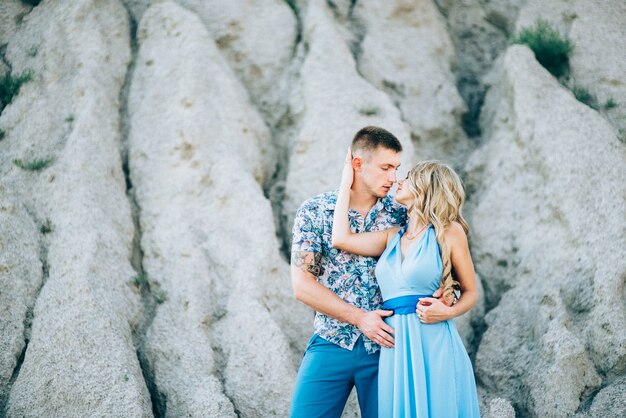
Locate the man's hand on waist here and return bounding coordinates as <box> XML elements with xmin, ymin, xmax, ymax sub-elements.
<box><xmin>354</xmin><ymin>309</ymin><xmax>395</xmax><ymax>348</ymax></box>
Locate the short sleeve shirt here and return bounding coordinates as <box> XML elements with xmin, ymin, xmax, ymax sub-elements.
<box><xmin>291</xmin><ymin>190</ymin><xmax>407</xmax><ymax>354</ymax></box>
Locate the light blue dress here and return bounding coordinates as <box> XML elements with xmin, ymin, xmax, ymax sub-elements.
<box><xmin>375</xmin><ymin>224</ymin><xmax>481</xmax><ymax>418</ymax></box>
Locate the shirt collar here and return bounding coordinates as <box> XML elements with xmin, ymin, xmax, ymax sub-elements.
<box><xmin>324</xmin><ymin>189</ymin><xmax>396</xmax><ymax>214</ymax></box>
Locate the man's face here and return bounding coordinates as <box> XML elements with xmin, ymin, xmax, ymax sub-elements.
<box><xmin>357</xmin><ymin>147</ymin><xmax>402</xmax><ymax>199</ymax></box>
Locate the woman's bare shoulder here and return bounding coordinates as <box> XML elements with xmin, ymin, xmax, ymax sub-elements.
<box><xmin>443</xmin><ymin>222</ymin><xmax>468</xmax><ymax>244</ymax></box>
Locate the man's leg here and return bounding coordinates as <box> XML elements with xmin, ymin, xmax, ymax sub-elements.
<box><xmin>353</xmin><ymin>336</ymin><xmax>380</xmax><ymax>418</ymax></box>
<box><xmin>290</xmin><ymin>334</ymin><xmax>354</xmax><ymax>418</ymax></box>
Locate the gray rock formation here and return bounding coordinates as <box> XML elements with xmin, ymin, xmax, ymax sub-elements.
<box><xmin>1</xmin><ymin>0</ymin><xmax>624</xmax><ymax>417</ymax></box>
<box><xmin>0</xmin><ymin>1</ymin><xmax>151</xmax><ymax>416</ymax></box>
<box><xmin>516</xmin><ymin>0</ymin><xmax>626</xmax><ymax>135</ymax></box>
<box><xmin>467</xmin><ymin>44</ymin><xmax>626</xmax><ymax>417</ymax></box>
<box><xmin>128</xmin><ymin>2</ymin><xmax>308</xmax><ymax>416</ymax></box>
<box><xmin>176</xmin><ymin>0</ymin><xmax>298</xmax><ymax>124</ymax></box>
<box><xmin>488</xmin><ymin>397</ymin><xmax>516</xmax><ymax>418</ymax></box>
<box><xmin>282</xmin><ymin>0</ymin><xmax>415</xmax><ymax>240</ymax></box>
<box><xmin>0</xmin><ymin>202</ymin><xmax>42</xmax><ymax>408</ymax></box>
<box><xmin>354</xmin><ymin>0</ymin><xmax>470</xmax><ymax>168</ymax></box>
<box><xmin>432</xmin><ymin>0</ymin><xmax>523</xmax><ymax>138</ymax></box>
<box><xmin>580</xmin><ymin>374</ymin><xmax>626</xmax><ymax>418</ymax></box>
<box><xmin>0</xmin><ymin>1</ymin><xmax>28</xmax><ymax>47</ymax></box>
<box><xmin>121</xmin><ymin>0</ymin><xmax>297</xmax><ymax>124</ymax></box>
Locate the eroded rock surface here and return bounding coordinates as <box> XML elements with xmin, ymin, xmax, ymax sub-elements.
<box><xmin>1</xmin><ymin>0</ymin><xmax>624</xmax><ymax>417</ymax></box>
<box><xmin>467</xmin><ymin>45</ymin><xmax>626</xmax><ymax>417</ymax></box>
<box><xmin>128</xmin><ymin>2</ymin><xmax>308</xmax><ymax>416</ymax></box>
<box><xmin>516</xmin><ymin>0</ymin><xmax>626</xmax><ymax>135</ymax></box>
<box><xmin>282</xmin><ymin>0</ymin><xmax>415</xmax><ymax>240</ymax></box>
<box><xmin>354</xmin><ymin>0</ymin><xmax>470</xmax><ymax>168</ymax></box>
<box><xmin>0</xmin><ymin>1</ymin><xmax>151</xmax><ymax>416</ymax></box>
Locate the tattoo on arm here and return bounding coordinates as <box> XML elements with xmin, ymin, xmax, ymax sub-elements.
<box><xmin>291</xmin><ymin>251</ymin><xmax>322</xmax><ymax>276</ymax></box>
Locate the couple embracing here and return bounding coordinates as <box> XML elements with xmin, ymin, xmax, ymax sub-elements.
<box><xmin>289</xmin><ymin>126</ymin><xmax>481</xmax><ymax>418</ymax></box>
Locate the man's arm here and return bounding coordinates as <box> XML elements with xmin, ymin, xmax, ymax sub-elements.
<box><xmin>291</xmin><ymin>250</ymin><xmax>396</xmax><ymax>348</ymax></box>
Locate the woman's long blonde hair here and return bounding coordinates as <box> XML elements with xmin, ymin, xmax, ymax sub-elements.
<box><xmin>405</xmin><ymin>161</ymin><xmax>469</xmax><ymax>300</ymax></box>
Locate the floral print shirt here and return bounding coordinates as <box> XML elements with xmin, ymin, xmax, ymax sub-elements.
<box><xmin>291</xmin><ymin>190</ymin><xmax>407</xmax><ymax>353</ymax></box>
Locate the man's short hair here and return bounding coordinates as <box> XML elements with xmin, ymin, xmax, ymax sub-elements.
<box><xmin>351</xmin><ymin>126</ymin><xmax>402</xmax><ymax>156</ymax></box>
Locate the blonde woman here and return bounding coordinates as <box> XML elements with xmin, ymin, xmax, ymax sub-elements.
<box><xmin>332</xmin><ymin>150</ymin><xmax>481</xmax><ymax>417</ymax></box>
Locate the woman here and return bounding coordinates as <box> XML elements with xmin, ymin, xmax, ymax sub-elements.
<box><xmin>332</xmin><ymin>150</ymin><xmax>481</xmax><ymax>418</ymax></box>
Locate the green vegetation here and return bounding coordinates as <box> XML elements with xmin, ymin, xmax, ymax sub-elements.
<box><xmin>13</xmin><ymin>157</ymin><xmax>54</xmax><ymax>171</ymax></box>
<box><xmin>153</xmin><ymin>288</ymin><xmax>167</xmax><ymax>304</ymax></box>
<box><xmin>27</xmin><ymin>45</ymin><xmax>38</xmax><ymax>57</ymax></box>
<box><xmin>0</xmin><ymin>70</ymin><xmax>33</xmax><ymax>111</ymax></box>
<box><xmin>358</xmin><ymin>105</ymin><xmax>380</xmax><ymax>116</ymax></box>
<box><xmin>285</xmin><ymin>0</ymin><xmax>298</xmax><ymax>14</ymax></box>
<box><xmin>512</xmin><ymin>19</ymin><xmax>573</xmax><ymax>78</ymax></box>
<box><xmin>40</xmin><ymin>218</ymin><xmax>53</xmax><ymax>234</ymax></box>
<box><xmin>603</xmin><ymin>98</ymin><xmax>617</xmax><ymax>110</ymax></box>
<box><xmin>0</xmin><ymin>130</ymin><xmax>5</xmax><ymax>141</ymax></box>
<box><xmin>571</xmin><ymin>85</ymin><xmax>599</xmax><ymax>110</ymax></box>
<box><xmin>130</xmin><ymin>272</ymin><xmax>167</xmax><ymax>303</ymax></box>
<box><xmin>133</xmin><ymin>272</ymin><xmax>149</xmax><ymax>287</ymax></box>
<box><xmin>21</xmin><ymin>0</ymin><xmax>42</xmax><ymax>6</ymax></box>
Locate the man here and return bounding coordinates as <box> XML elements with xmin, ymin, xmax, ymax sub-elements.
<box><xmin>289</xmin><ymin>126</ymin><xmax>454</xmax><ymax>417</ymax></box>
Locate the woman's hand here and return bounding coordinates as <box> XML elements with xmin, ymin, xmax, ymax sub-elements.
<box><xmin>340</xmin><ymin>147</ymin><xmax>354</xmax><ymax>189</ymax></box>
<box><xmin>415</xmin><ymin>297</ymin><xmax>454</xmax><ymax>324</ymax></box>
<box><xmin>432</xmin><ymin>286</ymin><xmax>456</xmax><ymax>307</ymax></box>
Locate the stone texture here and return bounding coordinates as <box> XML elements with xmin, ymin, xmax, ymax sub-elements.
<box><xmin>581</xmin><ymin>375</ymin><xmax>626</xmax><ymax>418</ymax></box>
<box><xmin>515</xmin><ymin>0</ymin><xmax>626</xmax><ymax>135</ymax></box>
<box><xmin>0</xmin><ymin>0</ymin><xmax>152</xmax><ymax>416</ymax></box>
<box><xmin>121</xmin><ymin>0</ymin><xmax>150</xmax><ymax>23</ymax></box>
<box><xmin>282</xmin><ymin>0</ymin><xmax>415</xmax><ymax>239</ymax></box>
<box><xmin>467</xmin><ymin>45</ymin><xmax>626</xmax><ymax>417</ymax></box>
<box><xmin>354</xmin><ymin>0</ymin><xmax>470</xmax><ymax>168</ymax></box>
<box><xmin>487</xmin><ymin>397</ymin><xmax>516</xmax><ymax>418</ymax></box>
<box><xmin>0</xmin><ymin>0</ymin><xmax>624</xmax><ymax>416</ymax></box>
<box><xmin>567</xmin><ymin>1</ymin><xmax>626</xmax><ymax>110</ymax></box>
<box><xmin>176</xmin><ymin>0</ymin><xmax>298</xmax><ymax>124</ymax></box>
<box><xmin>0</xmin><ymin>0</ymin><xmax>29</xmax><ymax>47</ymax></box>
<box><xmin>128</xmin><ymin>2</ymin><xmax>308</xmax><ymax>416</ymax></box>
<box><xmin>432</xmin><ymin>0</ymin><xmax>520</xmax><ymax>137</ymax></box>
<box><xmin>0</xmin><ymin>200</ymin><xmax>42</xmax><ymax>408</ymax></box>
<box><xmin>122</xmin><ymin>0</ymin><xmax>298</xmax><ymax>125</ymax></box>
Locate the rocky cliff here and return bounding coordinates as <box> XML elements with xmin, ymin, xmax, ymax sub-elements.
<box><xmin>1</xmin><ymin>0</ymin><xmax>624</xmax><ymax>417</ymax></box>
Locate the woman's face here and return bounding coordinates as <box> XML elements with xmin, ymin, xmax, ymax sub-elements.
<box><xmin>394</xmin><ymin>173</ymin><xmax>412</xmax><ymax>206</ymax></box>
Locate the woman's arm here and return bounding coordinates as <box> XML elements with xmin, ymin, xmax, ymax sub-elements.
<box><xmin>331</xmin><ymin>148</ymin><xmax>394</xmax><ymax>257</ymax></box>
<box><xmin>416</xmin><ymin>222</ymin><xmax>479</xmax><ymax>323</ymax></box>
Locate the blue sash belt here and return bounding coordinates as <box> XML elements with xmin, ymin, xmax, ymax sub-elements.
<box><xmin>382</xmin><ymin>294</ymin><xmax>431</xmax><ymax>315</ymax></box>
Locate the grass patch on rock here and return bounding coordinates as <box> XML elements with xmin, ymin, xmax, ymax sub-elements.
<box><xmin>512</xmin><ymin>19</ymin><xmax>573</xmax><ymax>78</ymax></box>
<box><xmin>603</xmin><ymin>98</ymin><xmax>617</xmax><ymax>110</ymax></box>
<box><xmin>0</xmin><ymin>70</ymin><xmax>34</xmax><ymax>112</ymax></box>
<box><xmin>153</xmin><ymin>287</ymin><xmax>167</xmax><ymax>304</ymax></box>
<box><xmin>133</xmin><ymin>272</ymin><xmax>149</xmax><ymax>287</ymax></box>
<box><xmin>13</xmin><ymin>156</ymin><xmax>54</xmax><ymax>171</ymax></box>
<box><xmin>571</xmin><ymin>85</ymin><xmax>599</xmax><ymax>110</ymax></box>
<box><xmin>40</xmin><ymin>218</ymin><xmax>53</xmax><ymax>234</ymax></box>
<box><xmin>357</xmin><ymin>105</ymin><xmax>380</xmax><ymax>116</ymax></box>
